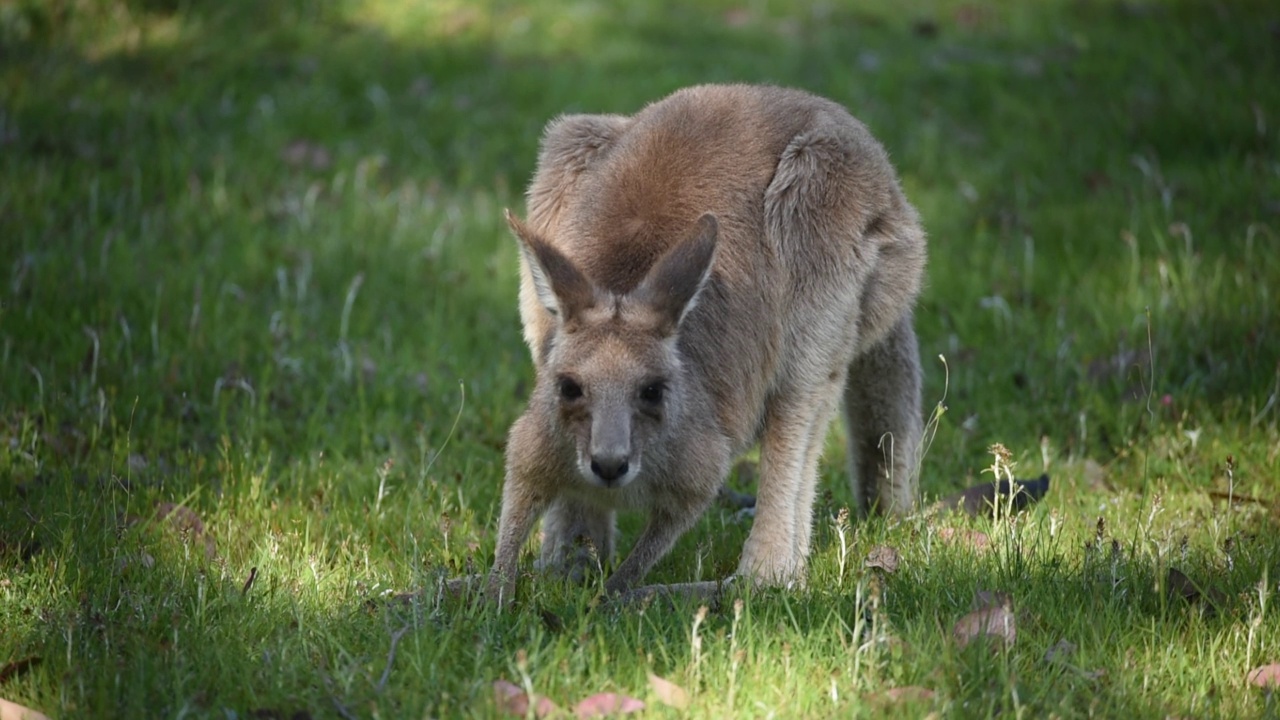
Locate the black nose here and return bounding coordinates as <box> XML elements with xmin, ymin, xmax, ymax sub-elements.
<box><xmin>590</xmin><ymin>456</ymin><xmax>630</xmax><ymax>483</ymax></box>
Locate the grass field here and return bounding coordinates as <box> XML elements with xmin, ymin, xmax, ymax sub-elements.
<box><xmin>2</xmin><ymin>0</ymin><xmax>1279</xmax><ymax>717</ymax></box>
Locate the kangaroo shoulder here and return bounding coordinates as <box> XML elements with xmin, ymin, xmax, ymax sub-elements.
<box><xmin>528</xmin><ymin>114</ymin><xmax>632</xmax><ymax>231</ymax></box>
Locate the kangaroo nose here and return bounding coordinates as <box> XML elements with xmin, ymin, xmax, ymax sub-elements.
<box><xmin>590</xmin><ymin>456</ymin><xmax>630</xmax><ymax>483</ymax></box>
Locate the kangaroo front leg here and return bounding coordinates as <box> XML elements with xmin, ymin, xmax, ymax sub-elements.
<box><xmin>603</xmin><ymin>503</ymin><xmax>707</xmax><ymax>595</ymax></box>
<box><xmin>485</xmin><ymin>479</ymin><xmax>550</xmax><ymax>605</ymax></box>
<box><xmin>738</xmin><ymin>393</ymin><xmax>829</xmax><ymax>586</ymax></box>
<box><xmin>791</xmin><ymin>380</ymin><xmax>846</xmax><ymax>572</ymax></box>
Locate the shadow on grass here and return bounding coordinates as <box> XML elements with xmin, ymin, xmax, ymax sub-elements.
<box><xmin>2</xmin><ymin>0</ymin><xmax>1278</xmax><ymax>715</ymax></box>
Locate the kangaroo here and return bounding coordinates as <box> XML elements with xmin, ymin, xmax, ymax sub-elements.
<box><xmin>487</xmin><ymin>84</ymin><xmax>926</xmax><ymax>603</ymax></box>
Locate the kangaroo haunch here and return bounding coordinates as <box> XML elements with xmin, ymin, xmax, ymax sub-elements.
<box><xmin>488</xmin><ymin>84</ymin><xmax>928</xmax><ymax>601</ymax></box>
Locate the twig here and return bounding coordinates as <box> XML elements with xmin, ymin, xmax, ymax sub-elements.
<box><xmin>376</xmin><ymin>622</ymin><xmax>413</xmax><ymax>694</ymax></box>
<box><xmin>319</xmin><ymin>670</ymin><xmax>359</xmax><ymax>720</ymax></box>
<box><xmin>241</xmin><ymin>566</ymin><xmax>258</xmax><ymax>596</ymax></box>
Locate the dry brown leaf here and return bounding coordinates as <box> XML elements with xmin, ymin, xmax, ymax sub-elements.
<box><xmin>40</xmin><ymin>422</ymin><xmax>88</xmax><ymax>460</ymax></box>
<box><xmin>127</xmin><ymin>453</ymin><xmax>148</xmax><ymax>473</ymax></box>
<box><xmin>1248</xmin><ymin>664</ymin><xmax>1280</xmax><ymax>689</ymax></box>
<box><xmin>0</xmin><ymin>657</ymin><xmax>40</xmax><ymax>684</ymax></box>
<box><xmin>0</xmin><ymin>697</ymin><xmax>51</xmax><ymax>720</ymax></box>
<box><xmin>647</xmin><ymin>673</ymin><xmax>690</xmax><ymax>709</ymax></box>
<box><xmin>953</xmin><ymin>593</ymin><xmax>1015</xmax><ymax>649</ymax></box>
<box><xmin>936</xmin><ymin>476</ymin><xmax>1050</xmax><ymax>517</ymax></box>
<box><xmin>493</xmin><ymin>679</ymin><xmax>523</xmax><ymax>707</ymax></box>
<box><xmin>1082</xmin><ymin>459</ymin><xmax>1110</xmax><ymax>491</ymax></box>
<box><xmin>723</xmin><ymin>8</ymin><xmax>753</xmax><ymax>27</ymax></box>
<box><xmin>865</xmin><ymin>545</ymin><xmax>901</xmax><ymax>573</ymax></box>
<box><xmin>250</xmin><ymin>710</ymin><xmax>312</xmax><ymax>720</ymax></box>
<box><xmin>280</xmin><ymin>140</ymin><xmax>332</xmax><ymax>171</ymax></box>
<box><xmin>1166</xmin><ymin>567</ymin><xmax>1199</xmax><ymax>602</ymax></box>
<box><xmin>493</xmin><ymin>679</ymin><xmax>558</xmax><ymax>718</ymax></box>
<box><xmin>881</xmin><ymin>686</ymin><xmax>936</xmax><ymax>703</ymax></box>
<box><xmin>936</xmin><ymin>527</ymin><xmax>991</xmax><ymax>552</ymax></box>
<box><xmin>1044</xmin><ymin>639</ymin><xmax>1076</xmax><ymax>663</ymax></box>
<box><xmin>574</xmin><ymin>692</ymin><xmax>645</xmax><ymax>718</ymax></box>
<box><xmin>1166</xmin><ymin>567</ymin><xmax>1227</xmax><ymax>612</ymax></box>
<box><xmin>539</xmin><ymin>608</ymin><xmax>565</xmax><ymax>634</ymax></box>
<box><xmin>1087</xmin><ymin>347</ymin><xmax>1149</xmax><ymax>383</ymax></box>
<box><xmin>152</xmin><ymin>502</ymin><xmax>218</xmax><ymax>561</ymax></box>
<box><xmin>974</xmin><ymin>590</ymin><xmax>1011</xmax><ymax>610</ymax></box>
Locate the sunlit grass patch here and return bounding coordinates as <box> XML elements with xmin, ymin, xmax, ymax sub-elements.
<box><xmin>1</xmin><ymin>0</ymin><xmax>1278</xmax><ymax>717</ymax></box>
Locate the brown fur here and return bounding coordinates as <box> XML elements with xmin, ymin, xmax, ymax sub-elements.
<box><xmin>487</xmin><ymin>84</ymin><xmax>927</xmax><ymax>602</ymax></box>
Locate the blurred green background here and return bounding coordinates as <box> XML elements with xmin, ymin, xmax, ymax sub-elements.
<box><xmin>2</xmin><ymin>0</ymin><xmax>1278</xmax><ymax>717</ymax></box>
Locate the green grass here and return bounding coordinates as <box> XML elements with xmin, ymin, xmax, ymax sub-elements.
<box><xmin>2</xmin><ymin>0</ymin><xmax>1279</xmax><ymax>717</ymax></box>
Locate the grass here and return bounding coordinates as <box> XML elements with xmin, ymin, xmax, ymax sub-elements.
<box><xmin>2</xmin><ymin>0</ymin><xmax>1279</xmax><ymax>716</ymax></box>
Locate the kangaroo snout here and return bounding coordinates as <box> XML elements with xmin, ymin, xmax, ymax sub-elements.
<box><xmin>589</xmin><ymin>454</ymin><xmax>629</xmax><ymax>483</ymax></box>
<box><xmin>588</xmin><ymin>414</ymin><xmax>633</xmax><ymax>486</ymax></box>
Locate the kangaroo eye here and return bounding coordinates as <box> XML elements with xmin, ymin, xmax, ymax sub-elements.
<box><xmin>559</xmin><ymin>377</ymin><xmax>583</xmax><ymax>400</ymax></box>
<box><xmin>639</xmin><ymin>382</ymin><xmax>665</xmax><ymax>404</ymax></box>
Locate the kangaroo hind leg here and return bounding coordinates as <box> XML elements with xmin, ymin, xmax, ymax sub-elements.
<box><xmin>536</xmin><ymin>498</ymin><xmax>616</xmax><ymax>582</ymax></box>
<box><xmin>844</xmin><ymin>313</ymin><xmax>922</xmax><ymax>517</ymax></box>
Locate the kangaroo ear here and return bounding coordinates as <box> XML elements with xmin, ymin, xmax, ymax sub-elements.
<box><xmin>506</xmin><ymin>209</ymin><xmax>596</xmax><ymax>323</ymax></box>
<box><xmin>634</xmin><ymin>214</ymin><xmax>718</xmax><ymax>335</ymax></box>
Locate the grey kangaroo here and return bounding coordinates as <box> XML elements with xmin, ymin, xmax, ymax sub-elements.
<box><xmin>487</xmin><ymin>84</ymin><xmax>926</xmax><ymax>602</ymax></box>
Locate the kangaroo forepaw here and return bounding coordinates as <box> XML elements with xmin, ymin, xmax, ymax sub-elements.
<box><xmin>603</xmin><ymin>580</ymin><xmax>726</xmax><ymax>610</ymax></box>
<box><xmin>535</xmin><ymin>546</ymin><xmax>605</xmax><ymax>585</ymax></box>
<box><xmin>736</xmin><ymin>551</ymin><xmax>806</xmax><ymax>590</ymax></box>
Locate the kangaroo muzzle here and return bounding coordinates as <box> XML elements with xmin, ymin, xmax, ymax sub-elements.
<box><xmin>589</xmin><ymin>414</ymin><xmax>632</xmax><ymax>486</ymax></box>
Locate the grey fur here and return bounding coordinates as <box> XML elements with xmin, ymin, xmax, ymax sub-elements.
<box><xmin>487</xmin><ymin>84</ymin><xmax>927</xmax><ymax>601</ymax></box>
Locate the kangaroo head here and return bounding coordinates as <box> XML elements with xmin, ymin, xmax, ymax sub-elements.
<box><xmin>506</xmin><ymin>210</ymin><xmax>718</xmax><ymax>489</ymax></box>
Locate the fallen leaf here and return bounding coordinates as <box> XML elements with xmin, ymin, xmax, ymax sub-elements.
<box><xmin>493</xmin><ymin>680</ymin><xmax>524</xmax><ymax>712</ymax></box>
<box><xmin>953</xmin><ymin>4</ymin><xmax>989</xmax><ymax>29</ymax></box>
<box><xmin>936</xmin><ymin>527</ymin><xmax>991</xmax><ymax>552</ymax></box>
<box><xmin>0</xmin><ymin>697</ymin><xmax>51</xmax><ymax>720</ymax></box>
<box><xmin>534</xmin><ymin>608</ymin><xmax>564</xmax><ymax>634</ymax></box>
<box><xmin>1166</xmin><ymin>567</ymin><xmax>1199</xmax><ymax>602</ymax></box>
<box><xmin>953</xmin><ymin>593</ymin><xmax>1015</xmax><ymax>649</ymax></box>
<box><xmin>936</xmin><ymin>475</ymin><xmax>1051</xmax><ymax>517</ymax></box>
<box><xmin>865</xmin><ymin>545</ymin><xmax>900</xmax><ymax>574</ymax></box>
<box><xmin>647</xmin><ymin>673</ymin><xmax>690</xmax><ymax>709</ymax></box>
<box><xmin>154</xmin><ymin>502</ymin><xmax>218</xmax><ymax>560</ymax></box>
<box><xmin>723</xmin><ymin>8</ymin><xmax>753</xmax><ymax>27</ymax></box>
<box><xmin>0</xmin><ymin>657</ymin><xmax>41</xmax><ymax>684</ymax></box>
<box><xmin>1207</xmin><ymin>490</ymin><xmax>1269</xmax><ymax>507</ymax></box>
<box><xmin>493</xmin><ymin>679</ymin><xmax>558</xmax><ymax>718</ymax></box>
<box><xmin>912</xmin><ymin>18</ymin><xmax>939</xmax><ymax>38</ymax></box>
<box><xmin>1087</xmin><ymin>347</ymin><xmax>1149</xmax><ymax>383</ymax></box>
<box><xmin>280</xmin><ymin>139</ymin><xmax>332</xmax><ymax>171</ymax></box>
<box><xmin>41</xmin><ymin>422</ymin><xmax>87</xmax><ymax>460</ymax></box>
<box><xmin>1082</xmin><ymin>459</ymin><xmax>1111</xmax><ymax>491</ymax></box>
<box><xmin>1166</xmin><ymin>567</ymin><xmax>1227</xmax><ymax>613</ymax></box>
<box><xmin>1044</xmin><ymin>639</ymin><xmax>1076</xmax><ymax>663</ymax></box>
<box><xmin>1248</xmin><ymin>664</ymin><xmax>1280</xmax><ymax>689</ymax></box>
<box><xmin>974</xmin><ymin>590</ymin><xmax>1011</xmax><ymax>610</ymax></box>
<box><xmin>881</xmin><ymin>686</ymin><xmax>936</xmax><ymax>703</ymax></box>
<box><xmin>0</xmin><ymin>537</ymin><xmax>39</xmax><ymax>562</ymax></box>
<box><xmin>409</xmin><ymin>76</ymin><xmax>433</xmax><ymax>99</ymax></box>
<box><xmin>250</xmin><ymin>710</ymin><xmax>312</xmax><ymax>720</ymax></box>
<box><xmin>1085</xmin><ymin>170</ymin><xmax>1112</xmax><ymax>193</ymax></box>
<box><xmin>574</xmin><ymin>692</ymin><xmax>645</xmax><ymax>718</ymax></box>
